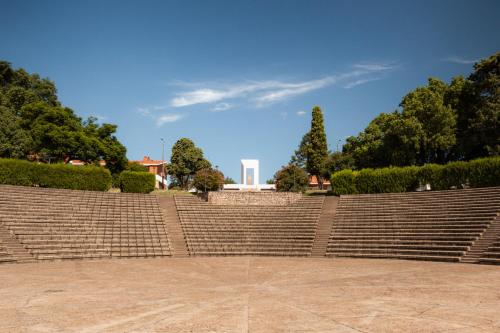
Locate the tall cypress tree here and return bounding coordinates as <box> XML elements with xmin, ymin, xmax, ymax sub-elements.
<box><xmin>306</xmin><ymin>106</ymin><xmax>328</xmax><ymax>188</ymax></box>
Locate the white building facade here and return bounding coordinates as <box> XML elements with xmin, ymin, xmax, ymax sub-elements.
<box><xmin>223</xmin><ymin>159</ymin><xmax>275</xmax><ymax>191</ymax></box>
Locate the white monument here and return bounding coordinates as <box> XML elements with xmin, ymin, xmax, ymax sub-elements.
<box><xmin>223</xmin><ymin>159</ymin><xmax>275</xmax><ymax>191</ymax></box>
<box><xmin>241</xmin><ymin>159</ymin><xmax>259</xmax><ymax>187</ymax></box>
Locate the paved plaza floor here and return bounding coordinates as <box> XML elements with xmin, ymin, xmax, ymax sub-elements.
<box><xmin>1</xmin><ymin>257</ymin><xmax>499</xmax><ymax>333</ymax></box>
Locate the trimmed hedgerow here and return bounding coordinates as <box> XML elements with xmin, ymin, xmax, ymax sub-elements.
<box><xmin>119</xmin><ymin>171</ymin><xmax>155</xmax><ymax>193</ymax></box>
<box><xmin>0</xmin><ymin>158</ymin><xmax>33</xmax><ymax>186</ymax></box>
<box><xmin>468</xmin><ymin>157</ymin><xmax>500</xmax><ymax>187</ymax></box>
<box><xmin>330</xmin><ymin>169</ymin><xmax>358</xmax><ymax>195</ymax></box>
<box><xmin>0</xmin><ymin>158</ymin><xmax>112</xmax><ymax>191</ymax></box>
<box><xmin>330</xmin><ymin>156</ymin><xmax>500</xmax><ymax>195</ymax></box>
<box><xmin>355</xmin><ymin>166</ymin><xmax>419</xmax><ymax>194</ymax></box>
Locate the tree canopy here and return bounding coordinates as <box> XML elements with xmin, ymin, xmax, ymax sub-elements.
<box><xmin>224</xmin><ymin>177</ymin><xmax>236</xmax><ymax>184</ymax></box>
<box><xmin>289</xmin><ymin>107</ymin><xmax>328</xmax><ymax>188</ymax></box>
<box><xmin>342</xmin><ymin>52</ymin><xmax>499</xmax><ymax>170</ymax></box>
<box><xmin>274</xmin><ymin>164</ymin><xmax>309</xmax><ymax>193</ymax></box>
<box><xmin>192</xmin><ymin>168</ymin><xmax>224</xmax><ymax>192</ymax></box>
<box><xmin>168</xmin><ymin>138</ymin><xmax>211</xmax><ymax>190</ymax></box>
<box><xmin>306</xmin><ymin>106</ymin><xmax>328</xmax><ymax>183</ymax></box>
<box><xmin>0</xmin><ymin>61</ymin><xmax>127</xmax><ymax>173</ymax></box>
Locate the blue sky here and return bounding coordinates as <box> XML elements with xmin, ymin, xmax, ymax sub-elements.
<box><xmin>2</xmin><ymin>0</ymin><xmax>499</xmax><ymax>182</ymax></box>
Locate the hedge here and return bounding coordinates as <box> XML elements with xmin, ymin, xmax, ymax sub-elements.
<box><xmin>355</xmin><ymin>166</ymin><xmax>419</xmax><ymax>194</ymax></box>
<box><xmin>329</xmin><ymin>169</ymin><xmax>358</xmax><ymax>195</ymax></box>
<box><xmin>0</xmin><ymin>158</ymin><xmax>112</xmax><ymax>191</ymax></box>
<box><xmin>119</xmin><ymin>171</ymin><xmax>155</xmax><ymax>193</ymax></box>
<box><xmin>330</xmin><ymin>156</ymin><xmax>500</xmax><ymax>195</ymax></box>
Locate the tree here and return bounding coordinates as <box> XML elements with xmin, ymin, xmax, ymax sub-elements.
<box><xmin>0</xmin><ymin>106</ymin><xmax>32</xmax><ymax>158</ymax></box>
<box><xmin>0</xmin><ymin>60</ymin><xmax>128</xmax><ymax>173</ymax></box>
<box><xmin>343</xmin><ymin>111</ymin><xmax>425</xmax><ymax>168</ymax></box>
<box><xmin>168</xmin><ymin>138</ymin><xmax>211</xmax><ymax>190</ymax></box>
<box><xmin>290</xmin><ymin>132</ymin><xmax>310</xmax><ymax>168</ymax></box>
<box><xmin>306</xmin><ymin>106</ymin><xmax>328</xmax><ymax>188</ymax></box>
<box><xmin>274</xmin><ymin>164</ymin><xmax>309</xmax><ymax>193</ymax></box>
<box><xmin>224</xmin><ymin>177</ymin><xmax>236</xmax><ymax>184</ymax></box>
<box><xmin>460</xmin><ymin>52</ymin><xmax>500</xmax><ymax>158</ymax></box>
<box><xmin>192</xmin><ymin>168</ymin><xmax>224</xmax><ymax>192</ymax></box>
<box><xmin>324</xmin><ymin>151</ymin><xmax>355</xmax><ymax>175</ymax></box>
<box><xmin>344</xmin><ymin>78</ymin><xmax>457</xmax><ymax>168</ymax></box>
<box><xmin>127</xmin><ymin>161</ymin><xmax>148</xmax><ymax>172</ymax></box>
<box><xmin>266</xmin><ymin>178</ymin><xmax>275</xmax><ymax>184</ymax></box>
<box><xmin>401</xmin><ymin>78</ymin><xmax>457</xmax><ymax>164</ymax></box>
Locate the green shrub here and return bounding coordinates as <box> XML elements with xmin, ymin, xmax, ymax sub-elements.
<box><xmin>439</xmin><ymin>161</ymin><xmax>469</xmax><ymax>190</ymax></box>
<box><xmin>356</xmin><ymin>166</ymin><xmax>418</xmax><ymax>194</ymax></box>
<box><xmin>330</xmin><ymin>169</ymin><xmax>358</xmax><ymax>195</ymax></box>
<box><xmin>330</xmin><ymin>156</ymin><xmax>500</xmax><ymax>195</ymax></box>
<box><xmin>416</xmin><ymin>164</ymin><xmax>443</xmax><ymax>189</ymax></box>
<box><xmin>192</xmin><ymin>168</ymin><xmax>224</xmax><ymax>192</ymax></box>
<box><xmin>0</xmin><ymin>159</ymin><xmax>34</xmax><ymax>186</ymax></box>
<box><xmin>119</xmin><ymin>171</ymin><xmax>155</xmax><ymax>193</ymax></box>
<box><xmin>468</xmin><ymin>157</ymin><xmax>500</xmax><ymax>187</ymax></box>
<box><xmin>0</xmin><ymin>158</ymin><xmax>112</xmax><ymax>191</ymax></box>
<box><xmin>274</xmin><ymin>164</ymin><xmax>309</xmax><ymax>193</ymax></box>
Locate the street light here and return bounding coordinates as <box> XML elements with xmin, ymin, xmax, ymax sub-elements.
<box><xmin>160</xmin><ymin>138</ymin><xmax>165</xmax><ymax>190</ymax></box>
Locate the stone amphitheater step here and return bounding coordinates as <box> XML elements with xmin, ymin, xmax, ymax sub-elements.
<box><xmin>0</xmin><ymin>185</ymin><xmax>171</xmax><ymax>263</ymax></box>
<box><xmin>158</xmin><ymin>196</ymin><xmax>189</xmax><ymax>257</ymax></box>
<box><xmin>310</xmin><ymin>196</ymin><xmax>337</xmax><ymax>258</ymax></box>
<box><xmin>461</xmin><ymin>215</ymin><xmax>500</xmax><ymax>264</ymax></box>
<box><xmin>477</xmin><ymin>217</ymin><xmax>500</xmax><ymax>265</ymax></box>
<box><xmin>327</xmin><ymin>252</ymin><xmax>461</xmax><ymax>262</ymax></box>
<box><xmin>327</xmin><ymin>187</ymin><xmax>500</xmax><ymax>263</ymax></box>
<box><xmin>0</xmin><ymin>224</ymin><xmax>35</xmax><ymax>263</ymax></box>
<box><xmin>175</xmin><ymin>194</ymin><xmax>323</xmax><ymax>256</ymax></box>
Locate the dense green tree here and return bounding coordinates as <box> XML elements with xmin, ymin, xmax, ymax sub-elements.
<box><xmin>345</xmin><ymin>79</ymin><xmax>456</xmax><ymax>168</ymax></box>
<box><xmin>0</xmin><ymin>106</ymin><xmax>32</xmax><ymax>158</ymax></box>
<box><xmin>127</xmin><ymin>161</ymin><xmax>148</xmax><ymax>172</ymax></box>
<box><xmin>306</xmin><ymin>106</ymin><xmax>328</xmax><ymax>188</ymax></box>
<box><xmin>460</xmin><ymin>52</ymin><xmax>500</xmax><ymax>158</ymax></box>
<box><xmin>381</xmin><ymin>113</ymin><xmax>423</xmax><ymax>166</ymax></box>
<box><xmin>324</xmin><ymin>151</ymin><xmax>355</xmax><ymax>174</ymax></box>
<box><xmin>0</xmin><ymin>60</ymin><xmax>128</xmax><ymax>174</ymax></box>
<box><xmin>400</xmin><ymin>78</ymin><xmax>457</xmax><ymax>163</ymax></box>
<box><xmin>274</xmin><ymin>164</ymin><xmax>309</xmax><ymax>193</ymax></box>
<box><xmin>290</xmin><ymin>131</ymin><xmax>310</xmax><ymax>168</ymax></box>
<box><xmin>192</xmin><ymin>168</ymin><xmax>224</xmax><ymax>192</ymax></box>
<box><xmin>168</xmin><ymin>138</ymin><xmax>211</xmax><ymax>190</ymax></box>
<box><xmin>224</xmin><ymin>177</ymin><xmax>236</xmax><ymax>184</ymax></box>
<box><xmin>344</xmin><ymin>112</ymin><xmax>425</xmax><ymax>168</ymax></box>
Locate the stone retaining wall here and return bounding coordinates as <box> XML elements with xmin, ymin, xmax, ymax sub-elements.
<box><xmin>206</xmin><ymin>191</ymin><xmax>302</xmax><ymax>206</ymax></box>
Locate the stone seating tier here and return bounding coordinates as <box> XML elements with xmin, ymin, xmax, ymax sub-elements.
<box><xmin>327</xmin><ymin>187</ymin><xmax>500</xmax><ymax>263</ymax></box>
<box><xmin>175</xmin><ymin>195</ymin><xmax>324</xmax><ymax>256</ymax></box>
<box><xmin>0</xmin><ymin>185</ymin><xmax>171</xmax><ymax>262</ymax></box>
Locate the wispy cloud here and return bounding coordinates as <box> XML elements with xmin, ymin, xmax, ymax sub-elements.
<box><xmin>156</xmin><ymin>114</ymin><xmax>182</xmax><ymax>126</ymax></box>
<box><xmin>211</xmin><ymin>102</ymin><xmax>232</xmax><ymax>112</ymax></box>
<box><xmin>168</xmin><ymin>62</ymin><xmax>396</xmax><ymax>109</ymax></box>
<box><xmin>344</xmin><ymin>77</ymin><xmax>381</xmax><ymax>89</ymax></box>
<box><xmin>444</xmin><ymin>56</ymin><xmax>478</xmax><ymax>65</ymax></box>
<box><xmin>137</xmin><ymin>61</ymin><xmax>398</xmax><ymax>125</ymax></box>
<box><xmin>254</xmin><ymin>77</ymin><xmax>336</xmax><ymax>105</ymax></box>
<box><xmin>353</xmin><ymin>63</ymin><xmax>396</xmax><ymax>71</ymax></box>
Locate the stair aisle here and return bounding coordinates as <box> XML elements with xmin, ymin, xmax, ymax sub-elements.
<box><xmin>311</xmin><ymin>196</ymin><xmax>338</xmax><ymax>258</ymax></box>
<box><xmin>159</xmin><ymin>196</ymin><xmax>189</xmax><ymax>257</ymax></box>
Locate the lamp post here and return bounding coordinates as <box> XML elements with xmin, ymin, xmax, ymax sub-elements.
<box><xmin>337</xmin><ymin>139</ymin><xmax>342</xmax><ymax>152</ymax></box>
<box><xmin>160</xmin><ymin>138</ymin><xmax>165</xmax><ymax>190</ymax></box>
